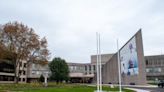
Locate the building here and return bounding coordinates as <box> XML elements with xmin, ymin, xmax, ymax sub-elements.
<box><xmin>102</xmin><ymin>30</ymin><xmax>147</xmax><ymax>85</ymax></box>
<box><xmin>68</xmin><ymin>63</ymin><xmax>94</xmax><ymax>83</ymax></box>
<box><xmin>27</xmin><ymin>62</ymin><xmax>49</xmax><ymax>83</ymax></box>
<box><xmin>0</xmin><ymin>29</ymin><xmax>148</xmax><ymax>85</ymax></box>
<box><xmin>0</xmin><ymin>59</ymin><xmax>28</xmax><ymax>83</ymax></box>
<box><xmin>91</xmin><ymin>54</ymin><xmax>114</xmax><ymax>65</ymax></box>
<box><xmin>145</xmin><ymin>55</ymin><xmax>164</xmax><ymax>81</ymax></box>
<box><xmin>0</xmin><ymin>59</ymin><xmax>15</xmax><ymax>83</ymax></box>
<box><xmin>67</xmin><ymin>54</ymin><xmax>114</xmax><ymax>83</ymax></box>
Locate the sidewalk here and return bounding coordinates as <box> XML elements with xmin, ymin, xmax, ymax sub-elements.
<box><xmin>126</xmin><ymin>88</ymin><xmax>150</xmax><ymax>92</ymax></box>
<box><xmin>103</xmin><ymin>84</ymin><xmax>157</xmax><ymax>88</ymax></box>
<box><xmin>122</xmin><ymin>84</ymin><xmax>157</xmax><ymax>88</ymax></box>
<box><xmin>88</xmin><ymin>84</ymin><xmax>152</xmax><ymax>92</ymax></box>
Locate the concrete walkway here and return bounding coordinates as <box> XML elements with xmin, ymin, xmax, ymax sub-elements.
<box><xmin>126</xmin><ymin>88</ymin><xmax>150</xmax><ymax>92</ymax></box>
<box><xmin>88</xmin><ymin>84</ymin><xmax>152</xmax><ymax>92</ymax></box>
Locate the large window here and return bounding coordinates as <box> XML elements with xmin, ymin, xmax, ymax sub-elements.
<box><xmin>0</xmin><ymin>61</ymin><xmax>14</xmax><ymax>73</ymax></box>
<box><xmin>146</xmin><ymin>68</ymin><xmax>161</xmax><ymax>73</ymax></box>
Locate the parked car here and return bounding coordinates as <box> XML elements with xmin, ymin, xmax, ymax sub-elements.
<box><xmin>158</xmin><ymin>80</ymin><xmax>164</xmax><ymax>88</ymax></box>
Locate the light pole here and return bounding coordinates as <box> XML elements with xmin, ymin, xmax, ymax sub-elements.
<box><xmin>43</xmin><ymin>71</ymin><xmax>49</xmax><ymax>87</ymax></box>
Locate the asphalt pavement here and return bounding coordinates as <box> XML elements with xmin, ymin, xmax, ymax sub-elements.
<box><xmin>125</xmin><ymin>86</ymin><xmax>164</xmax><ymax>92</ymax></box>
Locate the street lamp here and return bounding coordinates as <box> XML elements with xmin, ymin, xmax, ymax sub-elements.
<box><xmin>42</xmin><ymin>71</ymin><xmax>49</xmax><ymax>87</ymax></box>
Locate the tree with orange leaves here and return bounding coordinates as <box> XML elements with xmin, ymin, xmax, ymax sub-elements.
<box><xmin>0</xmin><ymin>21</ymin><xmax>50</xmax><ymax>83</ymax></box>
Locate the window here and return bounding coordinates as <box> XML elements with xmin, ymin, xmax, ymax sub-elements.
<box><xmin>32</xmin><ymin>64</ymin><xmax>35</xmax><ymax>69</ymax></box>
<box><xmin>20</xmin><ymin>63</ymin><xmax>22</xmax><ymax>67</ymax></box>
<box><xmin>23</xmin><ymin>71</ymin><xmax>26</xmax><ymax>75</ymax></box>
<box><xmin>145</xmin><ymin>59</ymin><xmax>148</xmax><ymax>65</ymax></box>
<box><xmin>158</xmin><ymin>60</ymin><xmax>161</xmax><ymax>65</ymax></box>
<box><xmin>32</xmin><ymin>71</ymin><xmax>35</xmax><ymax>74</ymax></box>
<box><xmin>93</xmin><ymin>65</ymin><xmax>96</xmax><ymax>71</ymax></box>
<box><xmin>85</xmin><ymin>66</ymin><xmax>87</xmax><ymax>71</ymax></box>
<box><xmin>36</xmin><ymin>71</ymin><xmax>40</xmax><ymax>75</ymax></box>
<box><xmin>19</xmin><ymin>71</ymin><xmax>22</xmax><ymax>75</ymax></box>
<box><xmin>24</xmin><ymin>63</ymin><xmax>27</xmax><ymax>68</ymax></box>
<box><xmin>89</xmin><ymin>65</ymin><xmax>91</xmax><ymax>71</ymax></box>
<box><xmin>23</xmin><ymin>78</ymin><xmax>25</xmax><ymax>82</ymax></box>
<box><xmin>147</xmin><ymin>67</ymin><xmax>162</xmax><ymax>73</ymax></box>
<box><xmin>146</xmin><ymin>69</ymin><xmax>150</xmax><ymax>73</ymax></box>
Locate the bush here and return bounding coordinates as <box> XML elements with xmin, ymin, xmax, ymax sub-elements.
<box><xmin>39</xmin><ymin>74</ymin><xmax>45</xmax><ymax>83</ymax></box>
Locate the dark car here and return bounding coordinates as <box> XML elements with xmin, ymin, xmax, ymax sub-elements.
<box><xmin>158</xmin><ymin>80</ymin><xmax>164</xmax><ymax>88</ymax></box>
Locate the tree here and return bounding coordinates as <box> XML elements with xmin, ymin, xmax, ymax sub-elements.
<box><xmin>39</xmin><ymin>74</ymin><xmax>45</xmax><ymax>83</ymax></box>
<box><xmin>0</xmin><ymin>21</ymin><xmax>50</xmax><ymax>83</ymax></box>
<box><xmin>49</xmin><ymin>57</ymin><xmax>69</xmax><ymax>83</ymax></box>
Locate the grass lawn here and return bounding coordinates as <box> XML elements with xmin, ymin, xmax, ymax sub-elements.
<box><xmin>0</xmin><ymin>83</ymin><xmax>135</xmax><ymax>92</ymax></box>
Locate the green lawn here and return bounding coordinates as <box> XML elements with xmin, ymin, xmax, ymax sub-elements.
<box><xmin>0</xmin><ymin>83</ymin><xmax>135</xmax><ymax>92</ymax></box>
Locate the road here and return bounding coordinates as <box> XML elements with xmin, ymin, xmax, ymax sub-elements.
<box><xmin>127</xmin><ymin>86</ymin><xmax>164</xmax><ymax>92</ymax></box>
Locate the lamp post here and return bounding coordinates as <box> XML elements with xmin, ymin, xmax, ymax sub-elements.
<box><xmin>43</xmin><ymin>71</ymin><xmax>49</xmax><ymax>87</ymax></box>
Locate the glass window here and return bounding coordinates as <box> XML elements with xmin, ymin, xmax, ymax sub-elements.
<box><xmin>93</xmin><ymin>65</ymin><xmax>96</xmax><ymax>71</ymax></box>
<box><xmin>145</xmin><ymin>59</ymin><xmax>148</xmax><ymax>65</ymax></box>
<box><xmin>23</xmin><ymin>71</ymin><xmax>26</xmax><ymax>75</ymax></box>
<box><xmin>85</xmin><ymin>65</ymin><xmax>87</xmax><ymax>71</ymax></box>
<box><xmin>32</xmin><ymin>64</ymin><xmax>35</xmax><ymax>69</ymax></box>
<box><xmin>32</xmin><ymin>71</ymin><xmax>35</xmax><ymax>74</ymax></box>
<box><xmin>24</xmin><ymin>63</ymin><xmax>27</xmax><ymax>68</ymax></box>
<box><xmin>23</xmin><ymin>78</ymin><xmax>25</xmax><ymax>82</ymax></box>
<box><xmin>89</xmin><ymin>65</ymin><xmax>91</xmax><ymax>71</ymax></box>
<box><xmin>146</xmin><ymin>69</ymin><xmax>150</xmax><ymax>73</ymax></box>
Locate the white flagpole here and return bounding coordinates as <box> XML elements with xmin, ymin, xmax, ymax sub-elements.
<box><xmin>99</xmin><ymin>34</ymin><xmax>102</xmax><ymax>91</ymax></box>
<box><xmin>117</xmin><ymin>39</ymin><xmax>122</xmax><ymax>92</ymax></box>
<box><xmin>96</xmin><ymin>32</ymin><xmax>100</xmax><ymax>92</ymax></box>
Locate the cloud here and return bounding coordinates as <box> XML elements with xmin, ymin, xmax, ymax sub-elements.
<box><xmin>0</xmin><ymin>0</ymin><xmax>164</xmax><ymax>63</ymax></box>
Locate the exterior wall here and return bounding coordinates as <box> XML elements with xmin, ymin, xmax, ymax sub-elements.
<box><xmin>67</xmin><ymin>63</ymin><xmax>95</xmax><ymax>83</ymax></box>
<box><xmin>0</xmin><ymin>60</ymin><xmax>27</xmax><ymax>83</ymax></box>
<box><xmin>27</xmin><ymin>63</ymin><xmax>49</xmax><ymax>82</ymax></box>
<box><xmin>102</xmin><ymin>54</ymin><xmax>118</xmax><ymax>84</ymax></box>
<box><xmin>102</xmin><ymin>30</ymin><xmax>147</xmax><ymax>85</ymax></box>
<box><xmin>18</xmin><ymin>61</ymin><xmax>28</xmax><ymax>83</ymax></box>
<box><xmin>0</xmin><ymin>60</ymin><xmax>15</xmax><ymax>83</ymax></box>
<box><xmin>68</xmin><ymin>63</ymin><xmax>95</xmax><ymax>77</ymax></box>
<box><xmin>145</xmin><ymin>55</ymin><xmax>164</xmax><ymax>80</ymax></box>
<box><xmin>91</xmin><ymin>54</ymin><xmax>114</xmax><ymax>65</ymax></box>
<box><xmin>135</xmin><ymin>31</ymin><xmax>147</xmax><ymax>85</ymax></box>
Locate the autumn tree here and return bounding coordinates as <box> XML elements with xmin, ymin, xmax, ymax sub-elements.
<box><xmin>0</xmin><ymin>22</ymin><xmax>50</xmax><ymax>83</ymax></box>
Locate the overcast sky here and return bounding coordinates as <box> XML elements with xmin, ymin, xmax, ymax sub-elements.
<box><xmin>0</xmin><ymin>0</ymin><xmax>164</xmax><ymax>63</ymax></box>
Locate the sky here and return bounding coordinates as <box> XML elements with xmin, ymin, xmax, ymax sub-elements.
<box><xmin>0</xmin><ymin>0</ymin><xmax>164</xmax><ymax>63</ymax></box>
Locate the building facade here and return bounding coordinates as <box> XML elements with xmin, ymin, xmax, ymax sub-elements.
<box><xmin>0</xmin><ymin>28</ymin><xmax>154</xmax><ymax>85</ymax></box>
<box><xmin>0</xmin><ymin>60</ymin><xmax>28</xmax><ymax>83</ymax></box>
<box><xmin>27</xmin><ymin>63</ymin><xmax>49</xmax><ymax>83</ymax></box>
<box><xmin>102</xmin><ymin>30</ymin><xmax>147</xmax><ymax>85</ymax></box>
<box><xmin>67</xmin><ymin>54</ymin><xmax>114</xmax><ymax>83</ymax></box>
<box><xmin>145</xmin><ymin>55</ymin><xmax>164</xmax><ymax>81</ymax></box>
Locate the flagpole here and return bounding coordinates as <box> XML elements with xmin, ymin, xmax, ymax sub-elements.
<box><xmin>99</xmin><ymin>34</ymin><xmax>102</xmax><ymax>91</ymax></box>
<box><xmin>117</xmin><ymin>39</ymin><xmax>122</xmax><ymax>92</ymax></box>
<box><xmin>96</xmin><ymin>32</ymin><xmax>100</xmax><ymax>92</ymax></box>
